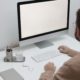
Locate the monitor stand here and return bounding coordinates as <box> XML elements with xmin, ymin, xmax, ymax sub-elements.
<box><xmin>35</xmin><ymin>40</ymin><xmax>53</xmax><ymax>49</ymax></box>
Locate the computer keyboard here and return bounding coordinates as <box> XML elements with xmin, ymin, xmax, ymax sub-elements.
<box><xmin>32</xmin><ymin>50</ymin><xmax>62</xmax><ymax>62</ymax></box>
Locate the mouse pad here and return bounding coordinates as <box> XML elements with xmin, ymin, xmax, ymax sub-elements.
<box><xmin>0</xmin><ymin>68</ymin><xmax>24</xmax><ymax>80</ymax></box>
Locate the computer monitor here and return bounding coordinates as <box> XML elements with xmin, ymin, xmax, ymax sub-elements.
<box><xmin>17</xmin><ymin>0</ymin><xmax>70</xmax><ymax>48</ymax></box>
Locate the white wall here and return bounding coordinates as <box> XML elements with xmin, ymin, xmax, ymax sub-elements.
<box><xmin>0</xmin><ymin>0</ymin><xmax>80</xmax><ymax>50</ymax></box>
<box><xmin>0</xmin><ymin>0</ymin><xmax>31</xmax><ymax>50</ymax></box>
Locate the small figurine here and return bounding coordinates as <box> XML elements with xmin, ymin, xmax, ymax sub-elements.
<box><xmin>4</xmin><ymin>46</ymin><xmax>13</xmax><ymax>62</ymax></box>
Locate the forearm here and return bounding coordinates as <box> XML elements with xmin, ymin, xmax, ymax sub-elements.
<box><xmin>53</xmin><ymin>54</ymin><xmax>80</xmax><ymax>80</ymax></box>
<box><xmin>67</xmin><ymin>49</ymin><xmax>80</xmax><ymax>57</ymax></box>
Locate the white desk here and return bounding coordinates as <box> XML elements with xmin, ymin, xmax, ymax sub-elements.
<box><xmin>0</xmin><ymin>35</ymin><xmax>80</xmax><ymax>80</ymax></box>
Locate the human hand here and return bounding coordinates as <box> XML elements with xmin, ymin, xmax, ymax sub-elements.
<box><xmin>39</xmin><ymin>62</ymin><xmax>56</xmax><ymax>80</ymax></box>
<box><xmin>58</xmin><ymin>45</ymin><xmax>71</xmax><ymax>54</ymax></box>
<box><xmin>44</xmin><ymin>62</ymin><xmax>56</xmax><ymax>73</ymax></box>
<box><xmin>39</xmin><ymin>71</ymin><xmax>53</xmax><ymax>80</ymax></box>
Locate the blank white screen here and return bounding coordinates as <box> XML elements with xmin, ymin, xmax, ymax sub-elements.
<box><xmin>20</xmin><ymin>0</ymin><xmax>68</xmax><ymax>38</ymax></box>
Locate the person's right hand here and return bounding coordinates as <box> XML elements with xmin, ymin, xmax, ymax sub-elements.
<box><xmin>39</xmin><ymin>71</ymin><xmax>54</xmax><ymax>80</ymax></box>
<box><xmin>39</xmin><ymin>62</ymin><xmax>56</xmax><ymax>80</ymax></box>
<box><xmin>58</xmin><ymin>45</ymin><xmax>71</xmax><ymax>54</ymax></box>
<box><xmin>44</xmin><ymin>62</ymin><xmax>56</xmax><ymax>72</ymax></box>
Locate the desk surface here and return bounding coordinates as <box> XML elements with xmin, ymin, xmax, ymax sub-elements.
<box><xmin>0</xmin><ymin>34</ymin><xmax>80</xmax><ymax>80</ymax></box>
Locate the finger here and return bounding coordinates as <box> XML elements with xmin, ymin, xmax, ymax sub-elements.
<box><xmin>58</xmin><ymin>45</ymin><xmax>65</xmax><ymax>50</ymax></box>
<box><xmin>58</xmin><ymin>47</ymin><xmax>64</xmax><ymax>53</ymax></box>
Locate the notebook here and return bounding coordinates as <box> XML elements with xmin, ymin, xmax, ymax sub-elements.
<box><xmin>0</xmin><ymin>68</ymin><xmax>24</xmax><ymax>80</ymax></box>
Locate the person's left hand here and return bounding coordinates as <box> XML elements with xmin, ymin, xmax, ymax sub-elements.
<box><xmin>58</xmin><ymin>45</ymin><xmax>70</xmax><ymax>54</ymax></box>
